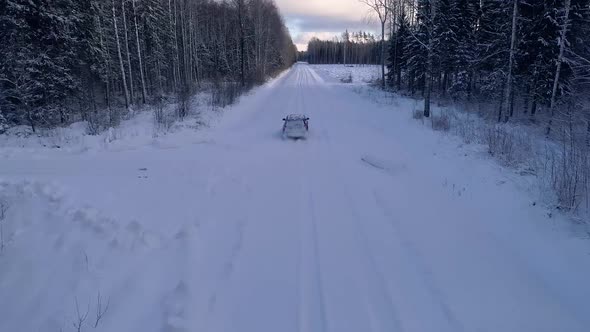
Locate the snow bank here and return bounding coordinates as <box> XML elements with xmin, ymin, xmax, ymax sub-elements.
<box><xmin>0</xmin><ymin>179</ymin><xmax>195</xmax><ymax>331</ymax></box>
<box><xmin>0</xmin><ymin>98</ymin><xmax>218</xmax><ymax>160</ymax></box>
<box><xmin>348</xmin><ymin>81</ymin><xmax>590</xmax><ymax>223</ymax></box>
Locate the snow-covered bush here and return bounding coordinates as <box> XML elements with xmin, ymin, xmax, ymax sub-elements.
<box><xmin>432</xmin><ymin>113</ymin><xmax>451</xmax><ymax>132</ymax></box>
<box><xmin>451</xmin><ymin>114</ymin><xmax>480</xmax><ymax>144</ymax></box>
<box><xmin>484</xmin><ymin>125</ymin><xmax>523</xmax><ymax>166</ymax></box>
<box><xmin>340</xmin><ymin>73</ymin><xmax>353</xmax><ymax>83</ymax></box>
<box><xmin>211</xmin><ymin>81</ymin><xmax>243</xmax><ymax>109</ymax></box>
<box><xmin>539</xmin><ymin>130</ymin><xmax>590</xmax><ymax>212</ymax></box>
<box><xmin>0</xmin><ymin>198</ymin><xmax>8</xmax><ymax>252</ymax></box>
<box><xmin>363</xmin><ymin>82</ymin><xmax>589</xmax><ymax>219</ymax></box>
<box><xmin>153</xmin><ymin>100</ymin><xmax>175</xmax><ymax>135</ymax></box>
<box><xmin>0</xmin><ymin>112</ymin><xmax>8</xmax><ymax>134</ymax></box>
<box><xmin>412</xmin><ymin>109</ymin><xmax>424</xmax><ymax>120</ymax></box>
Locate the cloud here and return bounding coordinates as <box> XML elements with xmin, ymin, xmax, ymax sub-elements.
<box><xmin>275</xmin><ymin>0</ymin><xmax>368</xmax><ymax>20</ymax></box>
<box><xmin>275</xmin><ymin>0</ymin><xmax>380</xmax><ymax>51</ymax></box>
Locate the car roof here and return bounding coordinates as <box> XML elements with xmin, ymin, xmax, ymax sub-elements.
<box><xmin>284</xmin><ymin>114</ymin><xmax>308</xmax><ymax>120</ymax></box>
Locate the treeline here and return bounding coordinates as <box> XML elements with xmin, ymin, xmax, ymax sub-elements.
<box><xmin>307</xmin><ymin>0</ymin><xmax>590</xmax><ymax>212</ymax></box>
<box><xmin>387</xmin><ymin>0</ymin><xmax>590</xmax><ymax>127</ymax></box>
<box><xmin>305</xmin><ymin>31</ymin><xmax>382</xmax><ymax>65</ymax></box>
<box><xmin>0</xmin><ymin>0</ymin><xmax>297</xmax><ymax>132</ymax></box>
<box><xmin>306</xmin><ymin>0</ymin><xmax>590</xmax><ymax>132</ymax></box>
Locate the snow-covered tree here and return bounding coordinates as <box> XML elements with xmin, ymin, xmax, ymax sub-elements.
<box><xmin>0</xmin><ymin>0</ymin><xmax>81</xmax><ymax>131</ymax></box>
<box><xmin>360</xmin><ymin>0</ymin><xmax>391</xmax><ymax>89</ymax></box>
<box><xmin>0</xmin><ymin>0</ymin><xmax>297</xmax><ymax>131</ymax></box>
<box><xmin>447</xmin><ymin>0</ymin><xmax>479</xmax><ymax>98</ymax></box>
<box><xmin>386</xmin><ymin>10</ymin><xmax>410</xmax><ymax>90</ymax></box>
<box><xmin>476</xmin><ymin>0</ymin><xmax>511</xmax><ymax>102</ymax></box>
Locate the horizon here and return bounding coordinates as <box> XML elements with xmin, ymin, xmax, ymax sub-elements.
<box><xmin>274</xmin><ymin>0</ymin><xmax>379</xmax><ymax>51</ymax></box>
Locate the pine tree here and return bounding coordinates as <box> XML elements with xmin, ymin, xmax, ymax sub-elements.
<box><xmin>387</xmin><ymin>11</ymin><xmax>409</xmax><ymax>90</ymax></box>
<box><xmin>517</xmin><ymin>0</ymin><xmax>560</xmax><ymax>117</ymax></box>
<box><xmin>448</xmin><ymin>0</ymin><xmax>479</xmax><ymax>98</ymax></box>
<box><xmin>0</xmin><ymin>0</ymin><xmax>81</xmax><ymax>131</ymax></box>
<box><xmin>406</xmin><ymin>0</ymin><xmax>431</xmax><ymax>98</ymax></box>
<box><xmin>476</xmin><ymin>0</ymin><xmax>511</xmax><ymax>101</ymax></box>
<box><xmin>141</xmin><ymin>0</ymin><xmax>168</xmax><ymax>95</ymax></box>
<box><xmin>433</xmin><ymin>0</ymin><xmax>454</xmax><ymax>95</ymax></box>
<box><xmin>386</xmin><ymin>31</ymin><xmax>397</xmax><ymax>87</ymax></box>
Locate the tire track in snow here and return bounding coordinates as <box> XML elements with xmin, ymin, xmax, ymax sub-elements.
<box><xmin>296</xmin><ymin>66</ymin><xmax>328</xmax><ymax>332</ymax></box>
<box><xmin>301</xmin><ymin>70</ymin><xmax>404</xmax><ymax>332</ymax></box>
<box><xmin>307</xmin><ymin>67</ymin><xmax>463</xmax><ymax>331</ymax></box>
<box><xmin>314</xmin><ymin>135</ymin><xmax>405</xmax><ymax>332</ymax></box>
<box><xmin>340</xmin><ymin>188</ymin><xmax>406</xmax><ymax>332</ymax></box>
<box><xmin>304</xmin><ymin>188</ymin><xmax>329</xmax><ymax>332</ymax></box>
<box><xmin>372</xmin><ymin>190</ymin><xmax>467</xmax><ymax>332</ymax></box>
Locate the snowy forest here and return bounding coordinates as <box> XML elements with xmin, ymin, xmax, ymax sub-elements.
<box><xmin>307</xmin><ymin>0</ymin><xmax>590</xmax><ymax>213</ymax></box>
<box><xmin>0</xmin><ymin>0</ymin><xmax>297</xmax><ymax>132</ymax></box>
<box><xmin>306</xmin><ymin>0</ymin><xmax>590</xmax><ymax>129</ymax></box>
<box><xmin>306</xmin><ymin>31</ymin><xmax>382</xmax><ymax>65</ymax></box>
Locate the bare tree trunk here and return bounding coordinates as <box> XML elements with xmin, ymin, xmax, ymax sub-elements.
<box><xmin>97</xmin><ymin>10</ymin><xmax>113</xmax><ymax>120</ymax></box>
<box><xmin>168</xmin><ymin>0</ymin><xmax>178</xmax><ymax>91</ymax></box>
<box><xmin>501</xmin><ymin>0</ymin><xmax>518</xmax><ymax>123</ymax></box>
<box><xmin>237</xmin><ymin>0</ymin><xmax>246</xmax><ymax>87</ymax></box>
<box><xmin>343</xmin><ymin>32</ymin><xmax>347</xmax><ymax>66</ymax></box>
<box><xmin>173</xmin><ymin>0</ymin><xmax>181</xmax><ymax>90</ymax></box>
<box><xmin>424</xmin><ymin>39</ymin><xmax>433</xmax><ymax>118</ymax></box>
<box><xmin>122</xmin><ymin>0</ymin><xmax>134</xmax><ymax>105</ymax></box>
<box><xmin>188</xmin><ymin>3</ymin><xmax>195</xmax><ymax>86</ymax></box>
<box><xmin>112</xmin><ymin>0</ymin><xmax>130</xmax><ymax>110</ymax></box>
<box><xmin>381</xmin><ymin>21</ymin><xmax>386</xmax><ymax>89</ymax></box>
<box><xmin>393</xmin><ymin>27</ymin><xmax>399</xmax><ymax>89</ymax></box>
<box><xmin>26</xmin><ymin>105</ymin><xmax>36</xmax><ymax>133</ymax></box>
<box><xmin>424</xmin><ymin>0</ymin><xmax>436</xmax><ymax>118</ymax></box>
<box><xmin>547</xmin><ymin>0</ymin><xmax>572</xmax><ymax>136</ymax></box>
<box><xmin>132</xmin><ymin>0</ymin><xmax>147</xmax><ymax>104</ymax></box>
<box><xmin>360</xmin><ymin>0</ymin><xmax>389</xmax><ymax>87</ymax></box>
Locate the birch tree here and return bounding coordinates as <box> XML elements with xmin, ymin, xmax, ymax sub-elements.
<box><xmin>131</xmin><ymin>0</ymin><xmax>147</xmax><ymax>104</ymax></box>
<box><xmin>122</xmin><ymin>0</ymin><xmax>135</xmax><ymax>104</ymax></box>
<box><xmin>360</xmin><ymin>0</ymin><xmax>390</xmax><ymax>89</ymax></box>
<box><xmin>0</xmin><ymin>0</ymin><xmax>297</xmax><ymax>130</ymax></box>
<box><xmin>500</xmin><ymin>0</ymin><xmax>518</xmax><ymax>122</ymax></box>
<box><xmin>547</xmin><ymin>0</ymin><xmax>572</xmax><ymax>135</ymax></box>
<box><xmin>112</xmin><ymin>0</ymin><xmax>130</xmax><ymax>110</ymax></box>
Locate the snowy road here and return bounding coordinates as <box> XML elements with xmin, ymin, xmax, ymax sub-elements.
<box><xmin>2</xmin><ymin>63</ymin><xmax>590</xmax><ymax>332</ymax></box>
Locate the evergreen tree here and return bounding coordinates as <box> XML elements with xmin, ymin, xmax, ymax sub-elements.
<box><xmin>0</xmin><ymin>0</ymin><xmax>81</xmax><ymax>130</ymax></box>
<box><xmin>433</xmin><ymin>0</ymin><xmax>455</xmax><ymax>95</ymax></box>
<box><xmin>476</xmin><ymin>0</ymin><xmax>511</xmax><ymax>101</ymax></box>
<box><xmin>517</xmin><ymin>0</ymin><xmax>561</xmax><ymax>113</ymax></box>
<box><xmin>448</xmin><ymin>0</ymin><xmax>479</xmax><ymax>98</ymax></box>
<box><xmin>386</xmin><ymin>11</ymin><xmax>409</xmax><ymax>89</ymax></box>
<box><xmin>405</xmin><ymin>0</ymin><xmax>431</xmax><ymax>96</ymax></box>
<box><xmin>386</xmin><ymin>31</ymin><xmax>397</xmax><ymax>87</ymax></box>
<box><xmin>0</xmin><ymin>0</ymin><xmax>297</xmax><ymax>131</ymax></box>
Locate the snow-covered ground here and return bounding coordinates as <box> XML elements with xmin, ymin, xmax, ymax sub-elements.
<box><xmin>0</xmin><ymin>93</ymin><xmax>225</xmax><ymax>160</ymax></box>
<box><xmin>311</xmin><ymin>64</ymin><xmax>383</xmax><ymax>84</ymax></box>
<box><xmin>1</xmin><ymin>63</ymin><xmax>590</xmax><ymax>332</ymax></box>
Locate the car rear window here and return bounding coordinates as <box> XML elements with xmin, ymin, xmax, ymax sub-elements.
<box><xmin>286</xmin><ymin>120</ymin><xmax>305</xmax><ymax>128</ymax></box>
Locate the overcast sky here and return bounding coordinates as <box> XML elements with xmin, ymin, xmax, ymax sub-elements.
<box><xmin>274</xmin><ymin>0</ymin><xmax>379</xmax><ymax>51</ymax></box>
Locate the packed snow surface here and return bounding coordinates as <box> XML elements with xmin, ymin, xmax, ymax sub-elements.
<box><xmin>1</xmin><ymin>63</ymin><xmax>590</xmax><ymax>332</ymax></box>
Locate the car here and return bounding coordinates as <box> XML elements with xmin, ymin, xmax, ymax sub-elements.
<box><xmin>282</xmin><ymin>114</ymin><xmax>309</xmax><ymax>139</ymax></box>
